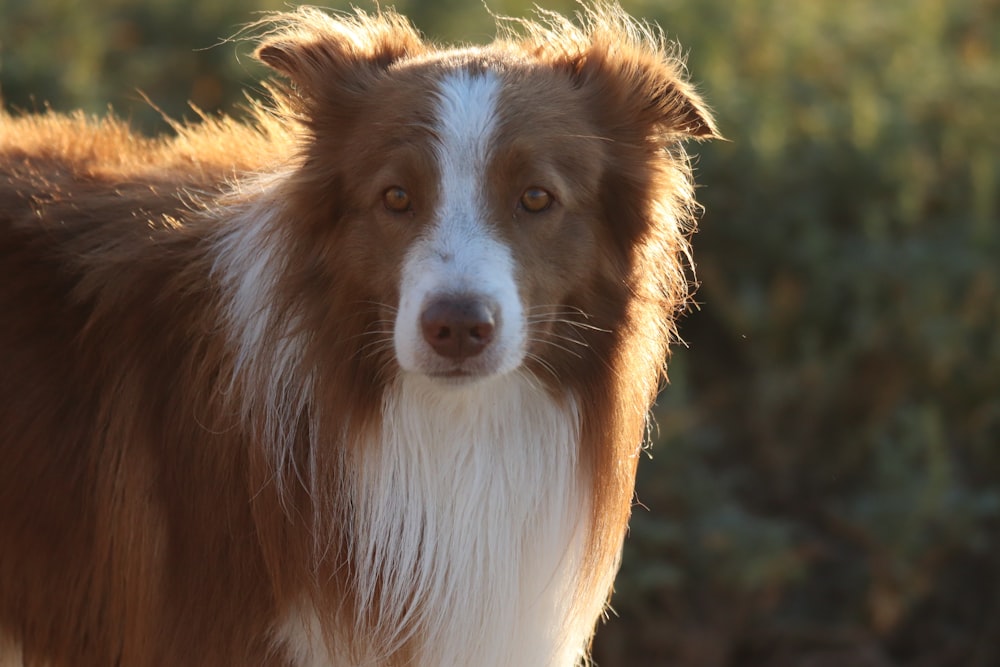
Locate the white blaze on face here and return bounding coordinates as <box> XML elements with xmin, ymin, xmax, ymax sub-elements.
<box><xmin>393</xmin><ymin>70</ymin><xmax>526</xmax><ymax>378</ymax></box>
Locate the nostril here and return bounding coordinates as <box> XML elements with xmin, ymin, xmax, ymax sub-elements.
<box><xmin>469</xmin><ymin>319</ymin><xmax>494</xmax><ymax>342</ymax></box>
<box><xmin>428</xmin><ymin>322</ymin><xmax>452</xmax><ymax>342</ymax></box>
<box><xmin>420</xmin><ymin>297</ymin><xmax>497</xmax><ymax>360</ymax></box>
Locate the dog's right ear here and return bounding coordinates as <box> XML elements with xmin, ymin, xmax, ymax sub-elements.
<box><xmin>254</xmin><ymin>8</ymin><xmax>424</xmax><ymax>98</ymax></box>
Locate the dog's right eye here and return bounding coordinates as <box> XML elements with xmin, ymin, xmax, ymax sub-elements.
<box><xmin>382</xmin><ymin>186</ymin><xmax>412</xmax><ymax>213</ymax></box>
<box><xmin>519</xmin><ymin>187</ymin><xmax>553</xmax><ymax>213</ymax></box>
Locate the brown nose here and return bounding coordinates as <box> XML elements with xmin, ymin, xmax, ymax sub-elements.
<box><xmin>420</xmin><ymin>297</ymin><xmax>496</xmax><ymax>360</ymax></box>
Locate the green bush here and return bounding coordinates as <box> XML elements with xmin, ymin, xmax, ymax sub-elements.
<box><xmin>3</xmin><ymin>1</ymin><xmax>997</xmax><ymax>664</ymax></box>
<box><xmin>597</xmin><ymin>1</ymin><xmax>1000</xmax><ymax>665</ymax></box>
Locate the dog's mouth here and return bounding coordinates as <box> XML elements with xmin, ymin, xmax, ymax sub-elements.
<box><xmin>433</xmin><ymin>368</ymin><xmax>475</xmax><ymax>378</ymax></box>
<box><xmin>423</xmin><ymin>363</ymin><xmax>497</xmax><ymax>383</ymax></box>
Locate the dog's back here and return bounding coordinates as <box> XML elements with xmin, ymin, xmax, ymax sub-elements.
<box><xmin>0</xmin><ymin>113</ymin><xmax>296</xmax><ymax>665</ymax></box>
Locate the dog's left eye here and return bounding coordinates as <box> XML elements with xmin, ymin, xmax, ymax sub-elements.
<box><xmin>382</xmin><ymin>186</ymin><xmax>412</xmax><ymax>213</ymax></box>
<box><xmin>519</xmin><ymin>187</ymin><xmax>553</xmax><ymax>213</ymax></box>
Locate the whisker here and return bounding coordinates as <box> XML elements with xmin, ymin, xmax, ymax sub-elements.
<box><xmin>526</xmin><ymin>305</ymin><xmax>612</xmax><ymax>336</ymax></box>
<box><xmin>545</xmin><ymin>331</ymin><xmax>590</xmax><ymax>348</ymax></box>
<box><xmin>354</xmin><ymin>299</ymin><xmax>398</xmax><ymax>314</ymax></box>
<box><xmin>519</xmin><ymin>356</ymin><xmax>558</xmax><ymax>385</ymax></box>
<box><xmin>346</xmin><ymin>327</ymin><xmax>395</xmax><ymax>344</ymax></box>
<box><xmin>528</xmin><ymin>337</ymin><xmax>584</xmax><ymax>360</ymax></box>
<box><xmin>355</xmin><ymin>338</ymin><xmax>395</xmax><ymax>360</ymax></box>
<box><xmin>526</xmin><ymin>304</ymin><xmax>590</xmax><ymax>316</ymax></box>
<box><xmin>371</xmin><ymin>355</ymin><xmax>400</xmax><ymax>385</ymax></box>
<box><xmin>526</xmin><ymin>316</ymin><xmax>611</xmax><ymax>334</ymax></box>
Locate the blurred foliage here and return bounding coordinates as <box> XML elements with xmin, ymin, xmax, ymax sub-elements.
<box><xmin>3</xmin><ymin>0</ymin><xmax>998</xmax><ymax>665</ymax></box>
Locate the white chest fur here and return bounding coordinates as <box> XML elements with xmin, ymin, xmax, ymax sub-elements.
<box><xmin>279</xmin><ymin>373</ymin><xmax>595</xmax><ymax>667</ymax></box>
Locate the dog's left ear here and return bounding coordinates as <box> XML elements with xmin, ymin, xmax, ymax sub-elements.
<box><xmin>573</xmin><ymin>37</ymin><xmax>720</xmax><ymax>142</ymax></box>
<box><xmin>640</xmin><ymin>69</ymin><xmax>720</xmax><ymax>141</ymax></box>
<box><xmin>518</xmin><ymin>7</ymin><xmax>721</xmax><ymax>142</ymax></box>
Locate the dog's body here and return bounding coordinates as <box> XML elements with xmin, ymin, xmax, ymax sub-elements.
<box><xmin>0</xmin><ymin>6</ymin><xmax>716</xmax><ymax>666</ymax></box>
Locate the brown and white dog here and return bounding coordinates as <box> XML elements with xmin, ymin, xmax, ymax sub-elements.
<box><xmin>0</xmin><ymin>4</ymin><xmax>717</xmax><ymax>666</ymax></box>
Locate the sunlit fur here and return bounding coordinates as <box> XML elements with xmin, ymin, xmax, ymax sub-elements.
<box><xmin>0</xmin><ymin>4</ymin><xmax>718</xmax><ymax>666</ymax></box>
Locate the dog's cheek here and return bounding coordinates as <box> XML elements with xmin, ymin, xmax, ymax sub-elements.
<box><xmin>515</xmin><ymin>211</ymin><xmax>601</xmax><ymax>316</ymax></box>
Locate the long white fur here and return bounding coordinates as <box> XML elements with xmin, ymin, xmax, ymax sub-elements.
<box><xmin>273</xmin><ymin>605</ymin><xmax>336</xmax><ymax>667</ymax></box>
<box><xmin>349</xmin><ymin>373</ymin><xmax>589</xmax><ymax>666</ymax></box>
<box><xmin>211</xmin><ymin>175</ymin><xmax>316</xmax><ymax>497</ymax></box>
<box><xmin>273</xmin><ymin>372</ymin><xmax>592</xmax><ymax>667</ymax></box>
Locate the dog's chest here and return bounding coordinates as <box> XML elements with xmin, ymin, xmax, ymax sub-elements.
<box><xmin>279</xmin><ymin>374</ymin><xmax>593</xmax><ymax>667</ymax></box>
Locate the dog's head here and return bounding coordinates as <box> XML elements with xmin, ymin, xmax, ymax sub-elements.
<box><xmin>252</xmin><ymin>5</ymin><xmax>718</xmax><ymax>387</ymax></box>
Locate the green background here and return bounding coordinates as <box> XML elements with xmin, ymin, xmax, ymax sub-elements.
<box><xmin>2</xmin><ymin>0</ymin><xmax>997</xmax><ymax>664</ymax></box>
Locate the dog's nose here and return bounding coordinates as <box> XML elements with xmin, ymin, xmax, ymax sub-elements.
<box><xmin>420</xmin><ymin>297</ymin><xmax>496</xmax><ymax>359</ymax></box>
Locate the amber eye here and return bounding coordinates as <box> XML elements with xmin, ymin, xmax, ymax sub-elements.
<box><xmin>519</xmin><ymin>187</ymin><xmax>553</xmax><ymax>213</ymax></box>
<box><xmin>382</xmin><ymin>186</ymin><xmax>411</xmax><ymax>213</ymax></box>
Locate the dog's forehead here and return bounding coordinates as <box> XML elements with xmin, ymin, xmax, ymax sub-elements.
<box><xmin>388</xmin><ymin>46</ymin><xmax>570</xmax><ymax>98</ymax></box>
<box><xmin>374</xmin><ymin>48</ymin><xmax>583</xmax><ymax>141</ymax></box>
<box><xmin>394</xmin><ymin>45</ymin><xmax>517</xmax><ymax>76</ymax></box>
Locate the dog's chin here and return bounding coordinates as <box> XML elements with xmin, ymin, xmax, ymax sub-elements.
<box><xmin>422</xmin><ymin>371</ymin><xmax>487</xmax><ymax>388</ymax></box>
<box><xmin>403</xmin><ymin>354</ymin><xmax>524</xmax><ymax>387</ymax></box>
<box><xmin>418</xmin><ymin>367</ymin><xmax>504</xmax><ymax>387</ymax></box>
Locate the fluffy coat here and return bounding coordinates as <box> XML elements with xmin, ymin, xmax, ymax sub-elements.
<box><xmin>0</xmin><ymin>5</ymin><xmax>717</xmax><ymax>666</ymax></box>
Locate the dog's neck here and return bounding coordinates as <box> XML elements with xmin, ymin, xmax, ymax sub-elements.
<box><xmin>277</xmin><ymin>372</ymin><xmax>597</xmax><ymax>667</ymax></box>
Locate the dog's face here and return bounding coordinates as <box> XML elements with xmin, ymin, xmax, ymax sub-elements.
<box><xmin>351</xmin><ymin>62</ymin><xmax>609</xmax><ymax>382</ymax></box>
<box><xmin>255</xmin><ymin>9</ymin><xmax>717</xmax><ymax>385</ymax></box>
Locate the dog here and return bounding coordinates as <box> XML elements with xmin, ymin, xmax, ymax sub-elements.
<box><xmin>0</xmin><ymin>4</ymin><xmax>717</xmax><ymax>666</ymax></box>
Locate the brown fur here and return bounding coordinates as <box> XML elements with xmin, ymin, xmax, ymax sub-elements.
<box><xmin>0</xmin><ymin>5</ymin><xmax>717</xmax><ymax>666</ymax></box>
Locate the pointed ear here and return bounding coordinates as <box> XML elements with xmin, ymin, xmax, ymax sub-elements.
<box><xmin>574</xmin><ymin>26</ymin><xmax>721</xmax><ymax>142</ymax></box>
<box><xmin>253</xmin><ymin>8</ymin><xmax>424</xmax><ymax>96</ymax></box>
<box><xmin>648</xmin><ymin>74</ymin><xmax>721</xmax><ymax>140</ymax></box>
<box><xmin>512</xmin><ymin>5</ymin><xmax>721</xmax><ymax>141</ymax></box>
